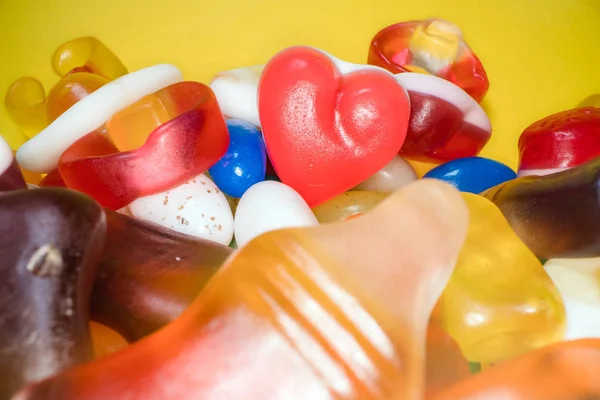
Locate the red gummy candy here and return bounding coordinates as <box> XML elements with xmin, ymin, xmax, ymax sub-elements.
<box><xmin>57</xmin><ymin>82</ymin><xmax>229</xmax><ymax>210</ymax></box>
<box><xmin>519</xmin><ymin>106</ymin><xmax>600</xmax><ymax>171</ymax></box>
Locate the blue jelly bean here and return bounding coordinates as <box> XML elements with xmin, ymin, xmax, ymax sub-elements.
<box><xmin>209</xmin><ymin>119</ymin><xmax>266</xmax><ymax>198</ymax></box>
<box><xmin>423</xmin><ymin>157</ymin><xmax>516</xmax><ymax>194</ymax></box>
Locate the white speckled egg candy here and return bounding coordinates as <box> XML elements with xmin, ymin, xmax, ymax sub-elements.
<box><xmin>126</xmin><ymin>173</ymin><xmax>234</xmax><ymax>245</ymax></box>
<box><xmin>234</xmin><ymin>181</ymin><xmax>319</xmax><ymax>247</ymax></box>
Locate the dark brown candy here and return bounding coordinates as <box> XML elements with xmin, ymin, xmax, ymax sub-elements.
<box><xmin>0</xmin><ymin>188</ymin><xmax>106</xmax><ymax>398</ymax></box>
<box><xmin>90</xmin><ymin>210</ymin><xmax>233</xmax><ymax>341</ymax></box>
<box><xmin>484</xmin><ymin>156</ymin><xmax>600</xmax><ymax>258</ymax></box>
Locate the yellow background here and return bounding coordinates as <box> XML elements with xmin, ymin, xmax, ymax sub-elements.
<box><xmin>1</xmin><ymin>0</ymin><xmax>599</xmax><ymax>168</ymax></box>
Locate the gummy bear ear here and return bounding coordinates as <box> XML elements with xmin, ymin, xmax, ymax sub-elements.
<box><xmin>307</xmin><ymin>179</ymin><xmax>469</xmax><ymax>329</ymax></box>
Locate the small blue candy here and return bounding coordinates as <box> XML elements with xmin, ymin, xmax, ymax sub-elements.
<box><xmin>209</xmin><ymin>119</ymin><xmax>266</xmax><ymax>198</ymax></box>
<box><xmin>423</xmin><ymin>156</ymin><xmax>516</xmax><ymax>194</ymax></box>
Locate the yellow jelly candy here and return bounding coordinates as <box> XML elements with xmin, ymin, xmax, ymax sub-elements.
<box><xmin>106</xmin><ymin>89</ymin><xmax>178</xmax><ymax>151</ymax></box>
<box><xmin>52</xmin><ymin>37</ymin><xmax>127</xmax><ymax>80</ymax></box>
<box><xmin>409</xmin><ymin>19</ymin><xmax>462</xmax><ymax>72</ymax></box>
<box><xmin>4</xmin><ymin>77</ymin><xmax>48</xmax><ymax>139</ymax></box>
<box><xmin>440</xmin><ymin>193</ymin><xmax>566</xmax><ymax>364</ymax></box>
<box><xmin>312</xmin><ymin>191</ymin><xmax>390</xmax><ymax>223</ymax></box>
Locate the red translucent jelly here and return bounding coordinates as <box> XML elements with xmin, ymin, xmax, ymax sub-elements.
<box><xmin>57</xmin><ymin>81</ymin><xmax>229</xmax><ymax>210</ymax></box>
<box><xmin>368</xmin><ymin>18</ymin><xmax>489</xmax><ymax>103</ymax></box>
<box><xmin>395</xmin><ymin>73</ymin><xmax>491</xmax><ymax>162</ymax></box>
<box><xmin>518</xmin><ymin>106</ymin><xmax>600</xmax><ymax>176</ymax></box>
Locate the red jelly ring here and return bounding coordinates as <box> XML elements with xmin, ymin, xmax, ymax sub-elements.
<box><xmin>57</xmin><ymin>81</ymin><xmax>229</xmax><ymax>210</ymax></box>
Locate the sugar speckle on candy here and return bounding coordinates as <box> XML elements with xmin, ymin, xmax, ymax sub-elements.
<box><xmin>16</xmin><ymin>64</ymin><xmax>184</xmax><ymax>173</ymax></box>
<box><xmin>234</xmin><ymin>180</ymin><xmax>319</xmax><ymax>247</ymax></box>
<box><xmin>125</xmin><ymin>173</ymin><xmax>234</xmax><ymax>246</ymax></box>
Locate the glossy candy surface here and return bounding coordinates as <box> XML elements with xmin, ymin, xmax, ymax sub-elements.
<box><xmin>545</xmin><ymin>257</ymin><xmax>600</xmax><ymax>340</ymax></box>
<box><xmin>16</xmin><ymin>64</ymin><xmax>184</xmax><ymax>173</ymax></box>
<box><xmin>423</xmin><ymin>156</ymin><xmax>516</xmax><ymax>193</ymax></box>
<box><xmin>354</xmin><ymin>155</ymin><xmax>417</xmax><ymax>191</ymax></box>
<box><xmin>312</xmin><ymin>190</ymin><xmax>390</xmax><ymax>223</ymax></box>
<box><xmin>208</xmin><ymin>119</ymin><xmax>267</xmax><ymax>198</ymax></box>
<box><xmin>14</xmin><ymin>180</ymin><xmax>469</xmax><ymax>400</ymax></box>
<box><xmin>57</xmin><ymin>82</ymin><xmax>230</xmax><ymax>210</ymax></box>
<box><xmin>4</xmin><ymin>77</ymin><xmax>49</xmax><ymax>138</ymax></box>
<box><xmin>433</xmin><ymin>339</ymin><xmax>600</xmax><ymax>400</ymax></box>
<box><xmin>234</xmin><ymin>181</ymin><xmax>318</xmax><ymax>248</ymax></box>
<box><xmin>5</xmin><ymin>37</ymin><xmax>123</xmax><ymax>140</ymax></box>
<box><xmin>258</xmin><ymin>46</ymin><xmax>411</xmax><ymax>207</ymax></box>
<box><xmin>106</xmin><ymin>78</ymin><xmax>217</xmax><ymax>152</ymax></box>
<box><xmin>91</xmin><ymin>210</ymin><xmax>232</xmax><ymax>341</ymax></box>
<box><xmin>395</xmin><ymin>73</ymin><xmax>492</xmax><ymax>162</ymax></box>
<box><xmin>484</xmin><ymin>157</ymin><xmax>600</xmax><ymax>259</ymax></box>
<box><xmin>209</xmin><ymin>65</ymin><xmax>263</xmax><ymax>127</ymax></box>
<box><xmin>440</xmin><ymin>193</ymin><xmax>565</xmax><ymax>364</ymax></box>
<box><xmin>125</xmin><ymin>173</ymin><xmax>234</xmax><ymax>245</ymax></box>
<box><xmin>368</xmin><ymin>18</ymin><xmax>489</xmax><ymax>103</ymax></box>
<box><xmin>46</xmin><ymin>73</ymin><xmax>110</xmax><ymax>123</ymax></box>
<box><xmin>0</xmin><ymin>137</ymin><xmax>27</xmax><ymax>192</ymax></box>
<box><xmin>52</xmin><ymin>37</ymin><xmax>128</xmax><ymax>80</ymax></box>
<box><xmin>518</xmin><ymin>106</ymin><xmax>600</xmax><ymax>177</ymax></box>
<box><xmin>0</xmin><ymin>188</ymin><xmax>106</xmax><ymax>398</ymax></box>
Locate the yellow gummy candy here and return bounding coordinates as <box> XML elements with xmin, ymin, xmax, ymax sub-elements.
<box><xmin>52</xmin><ymin>37</ymin><xmax>127</xmax><ymax>80</ymax></box>
<box><xmin>4</xmin><ymin>77</ymin><xmax>48</xmax><ymax>139</ymax></box>
<box><xmin>440</xmin><ymin>193</ymin><xmax>566</xmax><ymax>364</ymax></box>
<box><xmin>409</xmin><ymin>19</ymin><xmax>462</xmax><ymax>66</ymax></box>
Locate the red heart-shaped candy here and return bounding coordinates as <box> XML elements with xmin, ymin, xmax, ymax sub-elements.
<box><xmin>258</xmin><ymin>46</ymin><xmax>410</xmax><ymax>207</ymax></box>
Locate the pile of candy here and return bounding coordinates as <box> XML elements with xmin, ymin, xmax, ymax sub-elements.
<box><xmin>1</xmin><ymin>17</ymin><xmax>599</xmax><ymax>399</ymax></box>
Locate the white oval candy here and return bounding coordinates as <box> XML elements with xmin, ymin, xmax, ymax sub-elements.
<box><xmin>126</xmin><ymin>174</ymin><xmax>234</xmax><ymax>246</ymax></box>
<box><xmin>355</xmin><ymin>155</ymin><xmax>417</xmax><ymax>191</ymax></box>
<box><xmin>234</xmin><ymin>181</ymin><xmax>319</xmax><ymax>247</ymax></box>
<box><xmin>545</xmin><ymin>257</ymin><xmax>600</xmax><ymax>340</ymax></box>
<box><xmin>210</xmin><ymin>65</ymin><xmax>263</xmax><ymax>127</ymax></box>
<box><xmin>16</xmin><ymin>64</ymin><xmax>183</xmax><ymax>173</ymax></box>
